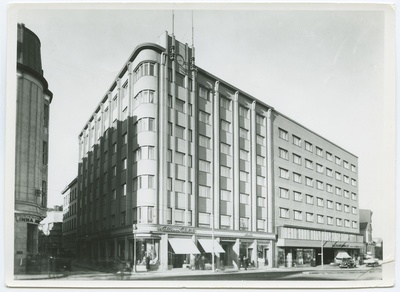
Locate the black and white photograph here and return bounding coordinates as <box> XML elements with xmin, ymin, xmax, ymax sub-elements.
<box><xmin>2</xmin><ymin>1</ymin><xmax>397</xmax><ymax>290</ymax></box>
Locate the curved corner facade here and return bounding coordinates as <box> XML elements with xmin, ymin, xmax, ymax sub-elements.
<box><xmin>15</xmin><ymin>23</ymin><xmax>53</xmax><ymax>274</ymax></box>
<box><xmin>76</xmin><ymin>31</ymin><xmax>360</xmax><ymax>271</ymax></box>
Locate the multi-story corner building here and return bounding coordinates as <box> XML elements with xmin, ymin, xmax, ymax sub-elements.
<box><xmin>14</xmin><ymin>23</ymin><xmax>53</xmax><ymax>274</ymax></box>
<box><xmin>75</xmin><ymin>31</ymin><xmax>362</xmax><ymax>271</ymax></box>
<box><xmin>61</xmin><ymin>178</ymin><xmax>78</xmax><ymax>258</ymax></box>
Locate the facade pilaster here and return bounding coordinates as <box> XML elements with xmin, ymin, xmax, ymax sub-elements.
<box><xmin>233</xmin><ymin>92</ymin><xmax>240</xmax><ymax>230</ymax></box>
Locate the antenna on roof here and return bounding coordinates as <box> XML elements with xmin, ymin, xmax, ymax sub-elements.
<box><xmin>191</xmin><ymin>10</ymin><xmax>194</xmax><ymax>47</ymax></box>
<box><xmin>172</xmin><ymin>10</ymin><xmax>175</xmax><ymax>36</ymax></box>
<box><xmin>190</xmin><ymin>10</ymin><xmax>197</xmax><ymax>72</ymax></box>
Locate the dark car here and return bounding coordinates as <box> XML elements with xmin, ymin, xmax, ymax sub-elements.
<box><xmin>339</xmin><ymin>258</ymin><xmax>357</xmax><ymax>268</ymax></box>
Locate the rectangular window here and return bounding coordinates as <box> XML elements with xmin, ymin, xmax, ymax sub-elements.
<box><xmin>42</xmin><ymin>141</ymin><xmax>48</xmax><ymax>165</ymax></box>
<box><xmin>294</xmin><ymin>210</ymin><xmax>302</xmax><ymax>221</ymax></box>
<box><xmin>240</xmin><ymin>149</ymin><xmax>249</xmax><ymax>160</ymax></box>
<box><xmin>220</xmin><ymin>142</ymin><xmax>231</xmax><ymax>155</ymax></box>
<box><xmin>326</xmin><ymin>152</ymin><xmax>333</xmax><ymax>161</ymax></box>
<box><xmin>175</xmin><ymin>151</ymin><xmax>185</xmax><ymax>165</ymax></box>
<box><xmin>279</xmin><ymin>128</ymin><xmax>288</xmax><ymax>141</ymax></box>
<box><xmin>112</xmin><ymin>189</ymin><xmax>117</xmax><ymax>200</ymax></box>
<box><xmin>352</xmin><ymin>207</ymin><xmax>357</xmax><ymax>214</ymax></box>
<box><xmin>175</xmin><ymin>179</ymin><xmax>185</xmax><ymax>193</ymax></box>
<box><xmin>305</xmin><ymin>159</ymin><xmax>313</xmax><ymax>169</ymax></box>
<box><xmin>199</xmin><ymin>135</ymin><xmax>210</xmax><ymax>148</ymax></box>
<box><xmin>316</xmin><ymin>147</ymin><xmax>323</xmax><ymax>157</ymax></box>
<box><xmin>220</xmin><ymin>166</ymin><xmax>231</xmax><ymax>178</ymax></box>
<box><xmin>220</xmin><ymin>96</ymin><xmax>231</xmax><ymax>110</ymax></box>
<box><xmin>335</xmin><ymin>187</ymin><xmax>341</xmax><ymax>196</ymax></box>
<box><xmin>336</xmin><ymin>218</ymin><xmax>342</xmax><ymax>226</ymax></box>
<box><xmin>279</xmin><ymin>148</ymin><xmax>288</xmax><ymax>160</ymax></box>
<box><xmin>326</xmin><ymin>168</ymin><xmax>333</xmax><ymax>177</ymax></box>
<box><xmin>240</xmin><ymin>193</ymin><xmax>249</xmax><ymax>204</ymax></box>
<box><xmin>175</xmin><ymin>98</ymin><xmax>185</xmax><ymax>113</ymax></box>
<box><xmin>351</xmin><ymin>179</ymin><xmax>357</xmax><ymax>186</ymax></box>
<box><xmin>344</xmin><ymin>190</ymin><xmax>350</xmax><ymax>198</ymax></box>
<box><xmin>239</xmin><ymin>128</ymin><xmax>249</xmax><ymax>139</ymax></box>
<box><xmin>327</xmin><ymin>216</ymin><xmax>333</xmax><ymax>225</ymax></box>
<box><xmin>344</xmin><ymin>205</ymin><xmax>350</xmax><ymax>213</ymax></box>
<box><xmin>121</xmin><ymin>211</ymin><xmax>126</xmax><ymax>226</ymax></box>
<box><xmin>256</xmin><ymin>135</ymin><xmax>264</xmax><ymax>145</ymax></box>
<box><xmin>316</xmin><ymin>164</ymin><xmax>323</xmax><ymax>173</ymax></box>
<box><xmin>326</xmin><ymin>184</ymin><xmax>333</xmax><ymax>193</ymax></box>
<box><xmin>199</xmin><ymin>185</ymin><xmax>211</xmax><ymax>198</ymax></box>
<box><xmin>343</xmin><ymin>160</ymin><xmax>349</xmax><ymax>169</ymax></box>
<box><xmin>305</xmin><ymin>177</ymin><xmax>313</xmax><ymax>187</ymax></box>
<box><xmin>279</xmin><ymin>188</ymin><xmax>289</xmax><ymax>199</ymax></box>
<box><xmin>294</xmin><ymin>191</ymin><xmax>302</xmax><ymax>202</ymax></box>
<box><xmin>293</xmin><ymin>173</ymin><xmax>302</xmax><ymax>183</ymax></box>
<box><xmin>293</xmin><ymin>135</ymin><xmax>301</xmax><ymax>147</ymax></box>
<box><xmin>240</xmin><ymin>171</ymin><xmax>249</xmax><ymax>182</ymax></box>
<box><xmin>317</xmin><ymin>215</ymin><xmax>324</xmax><ymax>224</ymax></box>
<box><xmin>344</xmin><ymin>175</ymin><xmax>350</xmax><ymax>184</ymax></box>
<box><xmin>280</xmin><ymin>168</ymin><xmax>289</xmax><ymax>180</ymax></box>
<box><xmin>335</xmin><ymin>172</ymin><xmax>342</xmax><ymax>181</ymax></box>
<box><xmin>199</xmin><ymin>110</ymin><xmax>210</xmax><ymax>124</ymax></box>
<box><xmin>256</xmin><ymin>115</ymin><xmax>265</xmax><ymax>126</ymax></box>
<box><xmin>335</xmin><ymin>156</ymin><xmax>341</xmax><ymax>165</ymax></box>
<box><xmin>305</xmin><ymin>141</ymin><xmax>313</xmax><ymax>152</ymax></box>
<box><xmin>344</xmin><ymin>219</ymin><xmax>350</xmax><ymax>228</ymax></box>
<box><xmin>306</xmin><ymin>194</ymin><xmax>314</xmax><ymax>204</ymax></box>
<box><xmin>122</xmin><ymin>158</ymin><xmax>127</xmax><ymax>170</ymax></box>
<box><xmin>327</xmin><ymin>200</ymin><xmax>333</xmax><ymax>209</ymax></box>
<box><xmin>239</xmin><ymin>106</ymin><xmax>249</xmax><ymax>119</ymax></box>
<box><xmin>199</xmin><ymin>159</ymin><xmax>211</xmax><ymax>173</ymax></box>
<box><xmin>317</xmin><ymin>197</ymin><xmax>324</xmax><ymax>207</ymax></box>
<box><xmin>220</xmin><ymin>120</ymin><xmax>231</xmax><ymax>132</ymax></box>
<box><xmin>293</xmin><ymin>154</ymin><xmax>302</xmax><ymax>165</ymax></box>
<box><xmin>199</xmin><ymin>86</ymin><xmax>210</xmax><ymax>101</ymax></box>
<box><xmin>280</xmin><ymin>208</ymin><xmax>289</xmax><ymax>218</ymax></box>
<box><xmin>317</xmin><ymin>180</ymin><xmax>323</xmax><ymax>190</ymax></box>
<box><xmin>168</xmin><ymin>122</ymin><xmax>173</xmax><ymax>136</ymax></box>
<box><xmin>336</xmin><ymin>202</ymin><xmax>342</xmax><ymax>211</ymax></box>
<box><xmin>306</xmin><ymin>213</ymin><xmax>314</xmax><ymax>222</ymax></box>
<box><xmin>351</xmin><ymin>164</ymin><xmax>356</xmax><ymax>172</ymax></box>
<box><xmin>175</xmin><ymin>125</ymin><xmax>185</xmax><ymax>139</ymax></box>
<box><xmin>221</xmin><ymin>189</ymin><xmax>232</xmax><ymax>201</ymax></box>
<box><xmin>352</xmin><ymin>221</ymin><xmax>357</xmax><ymax>228</ymax></box>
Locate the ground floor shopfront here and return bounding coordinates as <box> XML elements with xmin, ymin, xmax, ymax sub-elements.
<box><xmin>76</xmin><ymin>224</ymin><xmax>276</xmax><ymax>271</ymax></box>
<box><xmin>276</xmin><ymin>226</ymin><xmax>364</xmax><ymax>268</ymax></box>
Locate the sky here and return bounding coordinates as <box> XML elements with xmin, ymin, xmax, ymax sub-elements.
<box><xmin>5</xmin><ymin>3</ymin><xmax>395</xmax><ymax>243</ymax></box>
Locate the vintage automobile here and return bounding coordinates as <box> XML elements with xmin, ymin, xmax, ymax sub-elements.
<box><xmin>339</xmin><ymin>258</ymin><xmax>357</xmax><ymax>268</ymax></box>
<box><xmin>364</xmin><ymin>258</ymin><xmax>380</xmax><ymax>267</ymax></box>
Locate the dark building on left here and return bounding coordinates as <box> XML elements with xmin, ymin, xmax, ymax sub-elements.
<box><xmin>14</xmin><ymin>23</ymin><xmax>53</xmax><ymax>274</ymax></box>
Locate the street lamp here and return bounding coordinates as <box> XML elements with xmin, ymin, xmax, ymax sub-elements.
<box><xmin>133</xmin><ymin>224</ymin><xmax>137</xmax><ymax>273</ymax></box>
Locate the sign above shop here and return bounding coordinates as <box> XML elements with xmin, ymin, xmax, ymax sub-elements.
<box><xmin>157</xmin><ymin>226</ymin><xmax>194</xmax><ymax>234</ymax></box>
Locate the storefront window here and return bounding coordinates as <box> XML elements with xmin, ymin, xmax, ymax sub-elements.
<box><xmin>135</xmin><ymin>239</ymin><xmax>159</xmax><ymax>269</ymax></box>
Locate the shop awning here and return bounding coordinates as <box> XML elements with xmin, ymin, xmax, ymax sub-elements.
<box><xmin>168</xmin><ymin>238</ymin><xmax>201</xmax><ymax>254</ymax></box>
<box><xmin>198</xmin><ymin>239</ymin><xmax>225</xmax><ymax>253</ymax></box>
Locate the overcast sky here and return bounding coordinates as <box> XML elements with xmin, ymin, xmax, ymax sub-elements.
<box><xmin>7</xmin><ymin>4</ymin><xmax>395</xmax><ymax>241</ymax></box>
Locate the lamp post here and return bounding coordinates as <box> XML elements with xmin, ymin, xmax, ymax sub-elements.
<box><xmin>133</xmin><ymin>224</ymin><xmax>137</xmax><ymax>273</ymax></box>
<box><xmin>321</xmin><ymin>230</ymin><xmax>324</xmax><ymax>269</ymax></box>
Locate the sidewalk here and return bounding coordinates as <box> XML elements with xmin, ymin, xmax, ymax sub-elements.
<box><xmin>13</xmin><ymin>263</ymin><xmax>376</xmax><ymax>280</ymax></box>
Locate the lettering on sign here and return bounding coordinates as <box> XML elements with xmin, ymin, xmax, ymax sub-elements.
<box><xmin>15</xmin><ymin>215</ymin><xmax>41</xmax><ymax>223</ymax></box>
<box><xmin>157</xmin><ymin>226</ymin><xmax>194</xmax><ymax>234</ymax></box>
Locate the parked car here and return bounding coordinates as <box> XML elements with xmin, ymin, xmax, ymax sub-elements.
<box><xmin>339</xmin><ymin>258</ymin><xmax>357</xmax><ymax>268</ymax></box>
<box><xmin>364</xmin><ymin>258</ymin><xmax>380</xmax><ymax>267</ymax></box>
